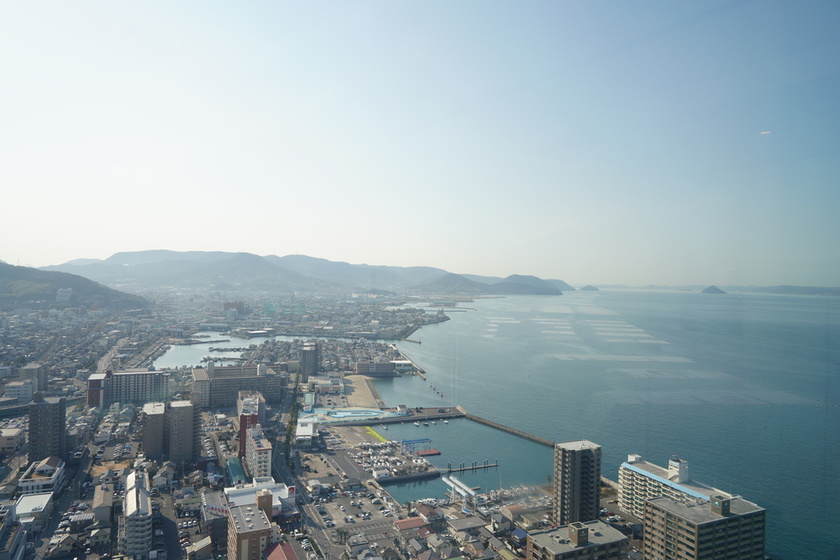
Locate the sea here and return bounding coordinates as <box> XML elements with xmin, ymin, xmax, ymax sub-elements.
<box><xmin>378</xmin><ymin>291</ymin><xmax>839</xmax><ymax>560</ymax></box>
<box><xmin>154</xmin><ymin>290</ymin><xmax>839</xmax><ymax>559</ymax></box>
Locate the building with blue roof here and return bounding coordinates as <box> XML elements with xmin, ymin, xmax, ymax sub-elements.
<box><xmin>618</xmin><ymin>454</ymin><xmax>733</xmax><ymax>521</ymax></box>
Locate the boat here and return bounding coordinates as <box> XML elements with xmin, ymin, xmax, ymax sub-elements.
<box><xmin>417</xmin><ymin>449</ymin><xmax>441</xmax><ymax>456</ymax></box>
<box><xmin>423</xmin><ymin>422</ymin><xmax>429</xmax><ymax>426</ymax></box>
<box><xmin>444</xmin><ymin>420</ymin><xmax>449</xmax><ymax>424</ymax></box>
<box><xmin>413</xmin><ymin>422</ymin><xmax>420</xmax><ymax>426</ymax></box>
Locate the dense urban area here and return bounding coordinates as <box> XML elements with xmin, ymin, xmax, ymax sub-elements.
<box><xmin>0</xmin><ymin>289</ymin><xmax>769</xmax><ymax>560</ymax></box>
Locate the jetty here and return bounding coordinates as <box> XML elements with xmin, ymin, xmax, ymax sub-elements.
<box><xmin>463</xmin><ymin>409</ymin><xmax>554</xmax><ymax>447</ymax></box>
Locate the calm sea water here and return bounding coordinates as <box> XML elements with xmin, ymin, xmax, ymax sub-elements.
<box><xmin>153</xmin><ymin>291</ymin><xmax>839</xmax><ymax>558</ymax></box>
<box><xmin>375</xmin><ymin>291</ymin><xmax>840</xmax><ymax>560</ymax></box>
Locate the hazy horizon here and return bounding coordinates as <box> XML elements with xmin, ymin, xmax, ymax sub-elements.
<box><xmin>2</xmin><ymin>1</ymin><xmax>838</xmax><ymax>286</ymax></box>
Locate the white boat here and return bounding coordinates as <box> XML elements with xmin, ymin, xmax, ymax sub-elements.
<box><xmin>444</xmin><ymin>420</ymin><xmax>449</xmax><ymax>424</ymax></box>
<box><xmin>413</xmin><ymin>422</ymin><xmax>420</xmax><ymax>426</ymax></box>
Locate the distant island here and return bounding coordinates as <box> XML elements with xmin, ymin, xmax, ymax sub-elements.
<box><xmin>702</xmin><ymin>285</ymin><xmax>727</xmax><ymax>294</ymax></box>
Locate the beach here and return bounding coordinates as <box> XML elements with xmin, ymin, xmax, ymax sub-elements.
<box><xmin>342</xmin><ymin>374</ymin><xmax>383</xmax><ymax>408</ymax></box>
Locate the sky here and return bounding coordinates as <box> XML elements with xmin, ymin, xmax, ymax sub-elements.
<box><xmin>2</xmin><ymin>1</ymin><xmax>838</xmax><ymax>286</ymax></box>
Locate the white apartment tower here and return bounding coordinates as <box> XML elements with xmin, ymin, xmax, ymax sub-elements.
<box><xmin>245</xmin><ymin>425</ymin><xmax>273</xmax><ymax>480</ymax></box>
<box><xmin>120</xmin><ymin>470</ymin><xmax>153</xmax><ymax>557</ymax></box>
<box><xmin>619</xmin><ymin>455</ymin><xmax>732</xmax><ymax>520</ymax></box>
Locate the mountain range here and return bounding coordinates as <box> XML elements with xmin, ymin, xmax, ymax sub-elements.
<box><xmin>42</xmin><ymin>250</ymin><xmax>574</xmax><ymax>296</ymax></box>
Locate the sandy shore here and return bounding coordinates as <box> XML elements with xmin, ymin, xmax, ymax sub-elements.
<box><xmin>343</xmin><ymin>374</ymin><xmax>383</xmax><ymax>408</ymax></box>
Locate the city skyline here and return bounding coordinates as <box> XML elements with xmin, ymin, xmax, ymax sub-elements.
<box><xmin>2</xmin><ymin>1</ymin><xmax>838</xmax><ymax>287</ymax></box>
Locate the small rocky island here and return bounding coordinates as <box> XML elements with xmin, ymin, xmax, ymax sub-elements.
<box><xmin>702</xmin><ymin>285</ymin><xmax>727</xmax><ymax>294</ymax></box>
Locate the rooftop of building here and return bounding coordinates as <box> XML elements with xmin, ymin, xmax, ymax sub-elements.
<box><xmin>646</xmin><ymin>496</ymin><xmax>764</xmax><ymax>525</ymax></box>
<box><xmin>169</xmin><ymin>400</ymin><xmax>193</xmax><ymax>409</ymax></box>
<box><xmin>15</xmin><ymin>492</ymin><xmax>53</xmax><ymax>514</ymax></box>
<box><xmin>124</xmin><ymin>472</ymin><xmax>152</xmax><ymax>518</ymax></box>
<box><xmin>201</xmin><ymin>491</ymin><xmax>228</xmax><ymax>519</ymax></box>
<box><xmin>225</xmin><ymin>478</ymin><xmax>294</xmax><ymax>505</ymax></box>
<box><xmin>555</xmin><ymin>439</ymin><xmax>601</xmax><ymax>451</ymax></box>
<box><xmin>229</xmin><ymin>504</ymin><xmax>271</xmax><ymax>533</ymax></box>
<box><xmin>142</xmin><ymin>402</ymin><xmax>165</xmax><ymax>415</ymax></box>
<box><xmin>248</xmin><ymin>427</ymin><xmax>272</xmax><ymax>451</ymax></box>
<box><xmin>529</xmin><ymin>520</ymin><xmax>627</xmax><ymax>553</ymax></box>
<box><xmin>620</xmin><ymin>457</ymin><xmax>732</xmax><ymax>501</ymax></box>
<box><xmin>112</xmin><ymin>369</ymin><xmax>159</xmax><ymax>376</ymax></box>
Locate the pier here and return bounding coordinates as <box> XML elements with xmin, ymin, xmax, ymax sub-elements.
<box><xmin>447</xmin><ymin>460</ymin><xmax>499</xmax><ymax>473</ymax></box>
<box><xmin>464</xmin><ymin>412</ymin><xmax>554</xmax><ymax>447</ymax></box>
<box><xmin>348</xmin><ymin>405</ymin><xmax>554</xmax><ymax>448</ymax></box>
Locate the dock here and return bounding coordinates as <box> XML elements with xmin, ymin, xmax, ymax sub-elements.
<box><xmin>446</xmin><ymin>460</ymin><xmax>499</xmax><ymax>473</ymax></box>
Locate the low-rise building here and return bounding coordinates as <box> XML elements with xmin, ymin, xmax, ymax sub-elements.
<box><xmin>527</xmin><ymin>520</ymin><xmax>628</xmax><ymax>560</ymax></box>
<box><xmin>14</xmin><ymin>492</ymin><xmax>53</xmax><ymax>534</ymax></box>
<box><xmin>294</xmin><ymin>421</ymin><xmax>316</xmax><ymax>449</ymax></box>
<box><xmin>3</xmin><ymin>381</ymin><xmax>34</xmax><ymax>404</ymax></box>
<box><xmin>18</xmin><ymin>457</ymin><xmax>65</xmax><ymax>495</ymax></box>
<box><xmin>224</xmin><ymin>478</ymin><xmax>299</xmax><ymax>525</ymax></box>
<box><xmin>0</xmin><ymin>429</ymin><xmax>24</xmax><ymax>455</ymax></box>
<box><xmin>93</xmin><ymin>484</ymin><xmax>114</xmax><ymax>526</ymax></box>
<box><xmin>0</xmin><ymin>505</ymin><xmax>25</xmax><ymax>560</ymax></box>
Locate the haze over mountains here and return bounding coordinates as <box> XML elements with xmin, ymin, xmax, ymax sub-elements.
<box><xmin>0</xmin><ymin>261</ymin><xmax>148</xmax><ymax>311</ymax></box>
<box><xmin>43</xmin><ymin>250</ymin><xmax>574</xmax><ymax>296</ymax></box>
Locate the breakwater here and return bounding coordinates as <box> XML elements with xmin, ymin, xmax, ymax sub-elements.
<box><xmin>464</xmin><ymin>411</ymin><xmax>554</xmax><ymax>447</ymax></box>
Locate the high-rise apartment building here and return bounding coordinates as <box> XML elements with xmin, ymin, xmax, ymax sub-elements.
<box><xmin>244</xmin><ymin>425</ymin><xmax>272</xmax><ymax>480</ymax></box>
<box><xmin>120</xmin><ymin>470</ymin><xmax>153</xmax><ymax>558</ymax></box>
<box><xmin>619</xmin><ymin>454</ymin><xmax>731</xmax><ymax>520</ymax></box>
<box><xmin>28</xmin><ymin>393</ymin><xmax>66</xmax><ymax>462</ymax></box>
<box><xmin>553</xmin><ymin>440</ymin><xmax>602</xmax><ymax>525</ymax></box>
<box><xmin>87</xmin><ymin>369</ymin><xmax>170</xmax><ymax>407</ymax></box>
<box><xmin>300</xmin><ymin>342</ymin><xmax>319</xmax><ymax>382</ymax></box>
<box><xmin>238</xmin><ymin>391</ymin><xmax>266</xmax><ymax>459</ymax></box>
<box><xmin>141</xmin><ymin>402</ymin><xmax>166</xmax><ymax>459</ymax></box>
<box><xmin>109</xmin><ymin>370</ymin><xmax>169</xmax><ymax>405</ymax></box>
<box><xmin>643</xmin><ymin>496</ymin><xmax>765</xmax><ymax>560</ymax></box>
<box><xmin>227</xmin><ymin>504</ymin><xmax>271</xmax><ymax>560</ymax></box>
<box><xmin>166</xmin><ymin>400</ymin><xmax>197</xmax><ymax>464</ymax></box>
<box><xmin>192</xmin><ymin>363</ymin><xmax>284</xmax><ymax>408</ymax></box>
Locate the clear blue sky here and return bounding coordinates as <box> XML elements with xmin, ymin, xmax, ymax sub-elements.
<box><xmin>2</xmin><ymin>1</ymin><xmax>838</xmax><ymax>286</ymax></box>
